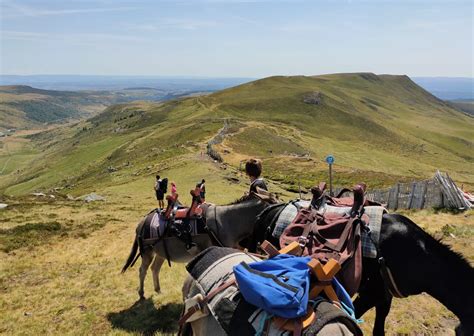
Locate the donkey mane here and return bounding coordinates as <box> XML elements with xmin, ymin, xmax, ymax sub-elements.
<box><xmin>434</xmin><ymin>238</ymin><xmax>473</xmax><ymax>268</ymax></box>
<box><xmin>396</xmin><ymin>213</ymin><xmax>473</xmax><ymax>270</ymax></box>
<box><xmin>227</xmin><ymin>193</ymin><xmax>257</xmax><ymax>205</ymax></box>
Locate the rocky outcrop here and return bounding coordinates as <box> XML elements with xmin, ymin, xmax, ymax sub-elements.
<box><xmin>303</xmin><ymin>92</ymin><xmax>323</xmax><ymax>105</ymax></box>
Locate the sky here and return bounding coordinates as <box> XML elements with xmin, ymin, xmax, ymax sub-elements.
<box><xmin>1</xmin><ymin>0</ymin><xmax>472</xmax><ymax>77</ymax></box>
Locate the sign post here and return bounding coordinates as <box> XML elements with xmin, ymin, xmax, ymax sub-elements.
<box><xmin>325</xmin><ymin>155</ymin><xmax>335</xmax><ymax>196</ymax></box>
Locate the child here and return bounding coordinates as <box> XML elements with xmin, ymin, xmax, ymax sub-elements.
<box><xmin>171</xmin><ymin>181</ymin><xmax>177</xmax><ymax>197</ymax></box>
<box><xmin>245</xmin><ymin>158</ymin><xmax>268</xmax><ymax>193</ymax></box>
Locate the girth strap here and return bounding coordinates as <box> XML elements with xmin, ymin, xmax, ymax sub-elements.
<box><xmin>378</xmin><ymin>257</ymin><xmax>406</xmax><ymax>298</ymax></box>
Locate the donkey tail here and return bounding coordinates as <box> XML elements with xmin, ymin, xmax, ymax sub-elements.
<box><xmin>121</xmin><ymin>238</ymin><xmax>139</xmax><ymax>273</ymax></box>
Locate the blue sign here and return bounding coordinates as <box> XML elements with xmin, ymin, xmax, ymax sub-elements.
<box><xmin>325</xmin><ymin>155</ymin><xmax>335</xmax><ymax>165</ymax></box>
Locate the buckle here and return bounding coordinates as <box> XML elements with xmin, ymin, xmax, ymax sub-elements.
<box><xmin>194</xmin><ymin>301</ymin><xmax>202</xmax><ymax>311</ymax></box>
<box><xmin>298</xmin><ymin>236</ymin><xmax>308</xmax><ymax>247</ymax></box>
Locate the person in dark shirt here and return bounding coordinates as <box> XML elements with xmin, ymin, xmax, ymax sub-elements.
<box><xmin>196</xmin><ymin>179</ymin><xmax>206</xmax><ymax>202</ymax></box>
<box><xmin>245</xmin><ymin>158</ymin><xmax>268</xmax><ymax>193</ymax></box>
<box><xmin>154</xmin><ymin>175</ymin><xmax>165</xmax><ymax>209</ymax></box>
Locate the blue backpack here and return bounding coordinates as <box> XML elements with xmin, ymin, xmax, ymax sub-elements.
<box><xmin>233</xmin><ymin>254</ymin><xmax>311</xmax><ymax>319</ymax></box>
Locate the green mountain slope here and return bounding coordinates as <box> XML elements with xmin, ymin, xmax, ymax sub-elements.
<box><xmin>449</xmin><ymin>99</ymin><xmax>474</xmax><ymax>116</ymax></box>
<box><xmin>0</xmin><ymin>85</ymin><xmax>118</xmax><ymax>130</ymax></box>
<box><xmin>1</xmin><ymin>73</ymin><xmax>473</xmax><ymax>196</ymax></box>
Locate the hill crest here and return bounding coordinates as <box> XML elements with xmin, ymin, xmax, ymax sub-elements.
<box><xmin>1</xmin><ymin>73</ymin><xmax>473</xmax><ymax>196</ymax></box>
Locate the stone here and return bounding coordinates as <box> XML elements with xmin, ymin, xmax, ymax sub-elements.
<box><xmin>82</xmin><ymin>193</ymin><xmax>106</xmax><ymax>202</ymax></box>
<box><xmin>303</xmin><ymin>91</ymin><xmax>323</xmax><ymax>105</ymax></box>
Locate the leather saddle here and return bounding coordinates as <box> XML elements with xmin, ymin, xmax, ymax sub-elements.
<box><xmin>164</xmin><ymin>187</ymin><xmax>204</xmax><ymax>219</ymax></box>
<box><xmin>280</xmin><ymin>184</ymin><xmax>367</xmax><ymax>296</ymax></box>
<box><xmin>311</xmin><ymin>182</ymin><xmax>379</xmax><ymax>209</ymax></box>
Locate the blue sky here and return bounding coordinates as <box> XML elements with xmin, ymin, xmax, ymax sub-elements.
<box><xmin>1</xmin><ymin>0</ymin><xmax>472</xmax><ymax>77</ymax></box>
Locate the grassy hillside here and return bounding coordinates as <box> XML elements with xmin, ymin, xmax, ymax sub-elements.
<box><xmin>449</xmin><ymin>99</ymin><xmax>474</xmax><ymax>116</ymax></box>
<box><xmin>0</xmin><ymin>85</ymin><xmax>205</xmax><ymax>131</ymax></box>
<box><xmin>0</xmin><ymin>85</ymin><xmax>117</xmax><ymax>130</ymax></box>
<box><xmin>1</xmin><ymin>73</ymin><xmax>472</xmax><ymax>197</ymax></box>
<box><xmin>1</xmin><ymin>177</ymin><xmax>472</xmax><ymax>335</ymax></box>
<box><xmin>1</xmin><ymin>73</ymin><xmax>473</xmax><ymax>335</ymax></box>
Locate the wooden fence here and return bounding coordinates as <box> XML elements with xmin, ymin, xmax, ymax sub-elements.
<box><xmin>363</xmin><ymin>171</ymin><xmax>470</xmax><ymax>210</ymax></box>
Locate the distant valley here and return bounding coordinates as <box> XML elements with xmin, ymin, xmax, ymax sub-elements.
<box><xmin>0</xmin><ymin>85</ymin><xmax>215</xmax><ymax>130</ymax></box>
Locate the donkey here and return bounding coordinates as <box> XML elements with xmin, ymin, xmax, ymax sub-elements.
<box><xmin>181</xmin><ymin>248</ymin><xmax>362</xmax><ymax>336</ymax></box>
<box><xmin>121</xmin><ymin>194</ymin><xmax>272</xmax><ymax>299</ymax></box>
<box><xmin>251</xmin><ymin>207</ymin><xmax>474</xmax><ymax>336</ymax></box>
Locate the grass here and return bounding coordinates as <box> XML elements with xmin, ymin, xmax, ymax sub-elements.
<box><xmin>1</xmin><ymin>73</ymin><xmax>473</xmax><ymax>334</ymax></box>
<box><xmin>1</xmin><ymin>183</ymin><xmax>472</xmax><ymax>335</ymax></box>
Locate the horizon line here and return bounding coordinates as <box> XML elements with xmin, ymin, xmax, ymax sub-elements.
<box><xmin>1</xmin><ymin>73</ymin><xmax>473</xmax><ymax>79</ymax></box>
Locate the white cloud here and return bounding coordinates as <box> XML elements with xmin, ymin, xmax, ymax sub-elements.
<box><xmin>1</xmin><ymin>1</ymin><xmax>137</xmax><ymax>18</ymax></box>
<box><xmin>1</xmin><ymin>30</ymin><xmax>147</xmax><ymax>44</ymax></box>
<box><xmin>128</xmin><ymin>18</ymin><xmax>218</xmax><ymax>31</ymax></box>
<box><xmin>278</xmin><ymin>23</ymin><xmax>322</xmax><ymax>33</ymax></box>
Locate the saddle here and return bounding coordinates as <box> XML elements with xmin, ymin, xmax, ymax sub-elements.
<box><xmin>311</xmin><ymin>182</ymin><xmax>380</xmax><ymax>208</ymax></box>
<box><xmin>280</xmin><ymin>184</ymin><xmax>368</xmax><ymax>296</ymax></box>
<box><xmin>143</xmin><ymin>187</ymin><xmax>205</xmax><ymax>252</ymax></box>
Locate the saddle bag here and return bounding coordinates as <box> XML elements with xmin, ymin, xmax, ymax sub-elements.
<box><xmin>279</xmin><ymin>207</ymin><xmax>366</xmax><ymax>296</ymax></box>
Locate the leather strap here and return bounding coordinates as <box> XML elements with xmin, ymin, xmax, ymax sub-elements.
<box><xmin>378</xmin><ymin>257</ymin><xmax>406</xmax><ymax>298</ymax></box>
<box><xmin>313</xmin><ymin>217</ymin><xmax>356</xmax><ymax>252</ymax></box>
<box><xmin>293</xmin><ymin>319</ymin><xmax>303</xmax><ymax>336</ymax></box>
<box><xmin>178</xmin><ymin>278</ymin><xmax>237</xmax><ymax>326</ymax></box>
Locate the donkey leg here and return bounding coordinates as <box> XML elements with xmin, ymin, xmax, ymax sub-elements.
<box><xmin>138</xmin><ymin>249</ymin><xmax>153</xmax><ymax>299</ymax></box>
<box><xmin>353</xmin><ymin>293</ymin><xmax>376</xmax><ymax>319</ymax></box>
<box><xmin>151</xmin><ymin>255</ymin><xmax>165</xmax><ymax>294</ymax></box>
<box><xmin>373</xmin><ymin>296</ymin><xmax>392</xmax><ymax>336</ymax></box>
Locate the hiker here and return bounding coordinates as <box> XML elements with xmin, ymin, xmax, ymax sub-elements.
<box><xmin>245</xmin><ymin>158</ymin><xmax>268</xmax><ymax>193</ymax></box>
<box><xmin>196</xmin><ymin>179</ymin><xmax>206</xmax><ymax>202</ymax></box>
<box><xmin>154</xmin><ymin>175</ymin><xmax>165</xmax><ymax>209</ymax></box>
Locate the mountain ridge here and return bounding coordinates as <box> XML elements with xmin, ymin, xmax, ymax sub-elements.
<box><xmin>1</xmin><ymin>73</ymin><xmax>472</xmax><ymax>195</ymax></box>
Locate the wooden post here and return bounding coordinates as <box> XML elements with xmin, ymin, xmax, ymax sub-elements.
<box><xmin>407</xmin><ymin>182</ymin><xmax>416</xmax><ymax>209</ymax></box>
<box><xmin>298</xmin><ymin>179</ymin><xmax>302</xmax><ymax>199</ymax></box>
<box><xmin>393</xmin><ymin>183</ymin><xmax>400</xmax><ymax>210</ymax></box>
<box><xmin>419</xmin><ymin>180</ymin><xmax>428</xmax><ymax>209</ymax></box>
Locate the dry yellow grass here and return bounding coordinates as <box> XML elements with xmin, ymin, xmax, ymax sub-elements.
<box><xmin>1</xmin><ymin>176</ymin><xmax>473</xmax><ymax>335</ymax></box>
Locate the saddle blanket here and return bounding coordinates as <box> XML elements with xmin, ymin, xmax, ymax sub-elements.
<box><xmin>272</xmin><ymin>203</ymin><xmax>386</xmax><ymax>259</ymax></box>
<box><xmin>272</xmin><ymin>200</ymin><xmax>310</xmax><ymax>238</ymax></box>
<box><xmin>146</xmin><ymin>209</ymin><xmax>202</xmax><ymax>240</ymax></box>
<box><xmin>148</xmin><ymin>210</ymin><xmax>167</xmax><ymax>239</ymax></box>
